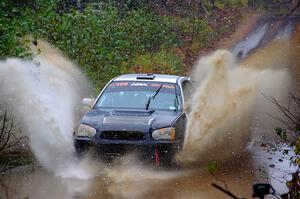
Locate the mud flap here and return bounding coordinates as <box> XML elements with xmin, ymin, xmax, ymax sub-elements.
<box><xmin>154</xmin><ymin>145</ymin><xmax>160</xmax><ymax>166</ymax></box>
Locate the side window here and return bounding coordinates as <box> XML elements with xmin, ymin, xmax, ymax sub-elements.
<box><xmin>182</xmin><ymin>80</ymin><xmax>193</xmax><ymax>100</ymax></box>
<box><xmin>182</xmin><ymin>80</ymin><xmax>193</xmax><ymax>113</ymax></box>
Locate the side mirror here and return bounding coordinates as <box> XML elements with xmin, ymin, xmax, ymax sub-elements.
<box><xmin>82</xmin><ymin>98</ymin><xmax>94</xmax><ymax>107</ymax></box>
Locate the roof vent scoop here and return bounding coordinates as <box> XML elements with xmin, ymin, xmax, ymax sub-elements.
<box><xmin>136</xmin><ymin>74</ymin><xmax>155</xmax><ymax>80</ymax></box>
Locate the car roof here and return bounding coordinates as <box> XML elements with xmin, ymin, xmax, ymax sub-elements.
<box><xmin>113</xmin><ymin>74</ymin><xmax>188</xmax><ymax>84</ymax></box>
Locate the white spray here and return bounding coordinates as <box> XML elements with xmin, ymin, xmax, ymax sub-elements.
<box><xmin>179</xmin><ymin>49</ymin><xmax>292</xmax><ymax>164</ymax></box>
<box><xmin>0</xmin><ymin>40</ymin><xmax>94</xmax><ymax>179</ymax></box>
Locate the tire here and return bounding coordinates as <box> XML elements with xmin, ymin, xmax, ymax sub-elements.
<box><xmin>74</xmin><ymin>140</ymin><xmax>90</xmax><ymax>158</ymax></box>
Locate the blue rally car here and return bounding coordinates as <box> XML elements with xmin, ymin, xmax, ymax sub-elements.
<box><xmin>74</xmin><ymin>74</ymin><xmax>193</xmax><ymax>165</ymax></box>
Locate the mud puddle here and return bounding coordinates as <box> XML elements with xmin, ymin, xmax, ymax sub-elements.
<box><xmin>0</xmin><ymin>160</ymin><xmax>254</xmax><ymax>199</ymax></box>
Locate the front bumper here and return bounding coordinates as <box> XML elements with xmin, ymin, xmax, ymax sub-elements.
<box><xmin>74</xmin><ymin>136</ymin><xmax>180</xmax><ymax>162</ymax></box>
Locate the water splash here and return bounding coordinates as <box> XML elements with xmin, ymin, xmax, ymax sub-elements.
<box><xmin>179</xmin><ymin>47</ymin><xmax>291</xmax><ymax>165</ymax></box>
<box><xmin>0</xmin><ymin>40</ymin><xmax>93</xmax><ymax>179</ymax></box>
<box><xmin>104</xmin><ymin>155</ymin><xmax>191</xmax><ymax>199</ymax></box>
<box><xmin>177</xmin><ymin>15</ymin><xmax>300</xmax><ymax>167</ymax></box>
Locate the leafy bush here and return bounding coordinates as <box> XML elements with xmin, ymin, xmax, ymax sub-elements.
<box><xmin>250</xmin><ymin>0</ymin><xmax>300</xmax><ymax>14</ymax></box>
<box><xmin>123</xmin><ymin>49</ymin><xmax>184</xmax><ymax>74</ymax></box>
<box><xmin>0</xmin><ymin>0</ymin><xmax>233</xmax><ymax>90</ymax></box>
<box><xmin>1</xmin><ymin>2</ymin><xmax>185</xmax><ymax>89</ymax></box>
<box><xmin>178</xmin><ymin>18</ymin><xmax>214</xmax><ymax>50</ymax></box>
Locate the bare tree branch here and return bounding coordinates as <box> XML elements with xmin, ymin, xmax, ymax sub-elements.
<box><xmin>0</xmin><ymin>105</ymin><xmax>29</xmax><ymax>171</ymax></box>
<box><xmin>263</xmin><ymin>93</ymin><xmax>300</xmax><ymax>133</ymax></box>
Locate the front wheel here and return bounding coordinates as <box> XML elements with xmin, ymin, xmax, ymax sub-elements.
<box><xmin>74</xmin><ymin>139</ymin><xmax>91</xmax><ymax>158</ymax></box>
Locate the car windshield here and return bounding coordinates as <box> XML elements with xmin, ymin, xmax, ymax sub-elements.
<box><xmin>95</xmin><ymin>81</ymin><xmax>180</xmax><ymax>111</ymax></box>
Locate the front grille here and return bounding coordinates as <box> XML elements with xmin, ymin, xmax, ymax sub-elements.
<box><xmin>103</xmin><ymin>117</ymin><xmax>151</xmax><ymax>125</ymax></box>
<box><xmin>100</xmin><ymin>131</ymin><xmax>145</xmax><ymax>140</ymax></box>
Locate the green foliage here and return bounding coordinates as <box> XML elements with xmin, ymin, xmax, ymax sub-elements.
<box><xmin>223</xmin><ymin>0</ymin><xmax>248</xmax><ymax>7</ymax></box>
<box><xmin>251</xmin><ymin>0</ymin><xmax>298</xmax><ymax>15</ymax></box>
<box><xmin>0</xmin><ymin>1</ymin><xmax>182</xmax><ymax>89</ymax></box>
<box><xmin>200</xmin><ymin>0</ymin><xmax>214</xmax><ymax>12</ymax></box>
<box><xmin>212</xmin><ymin>0</ymin><xmax>248</xmax><ymax>10</ymax></box>
<box><xmin>0</xmin><ymin>0</ymin><xmax>228</xmax><ymax>90</ymax></box>
<box><xmin>162</xmin><ymin>16</ymin><xmax>216</xmax><ymax>55</ymax></box>
<box><xmin>207</xmin><ymin>162</ymin><xmax>217</xmax><ymax>173</ymax></box>
<box><xmin>275</xmin><ymin>127</ymin><xmax>288</xmax><ymax>141</ymax></box>
<box><xmin>125</xmin><ymin>49</ymin><xmax>183</xmax><ymax>74</ymax></box>
<box><xmin>198</xmin><ymin>0</ymin><xmax>248</xmax><ymax>12</ymax></box>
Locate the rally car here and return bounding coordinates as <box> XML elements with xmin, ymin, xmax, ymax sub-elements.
<box><xmin>74</xmin><ymin>74</ymin><xmax>193</xmax><ymax>165</ymax></box>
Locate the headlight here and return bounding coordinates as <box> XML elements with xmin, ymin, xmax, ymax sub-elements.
<box><xmin>152</xmin><ymin>127</ymin><xmax>175</xmax><ymax>141</ymax></box>
<box><xmin>77</xmin><ymin>124</ymin><xmax>96</xmax><ymax>137</ymax></box>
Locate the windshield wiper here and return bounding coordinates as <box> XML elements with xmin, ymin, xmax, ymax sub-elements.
<box><xmin>145</xmin><ymin>84</ymin><xmax>163</xmax><ymax>110</ymax></box>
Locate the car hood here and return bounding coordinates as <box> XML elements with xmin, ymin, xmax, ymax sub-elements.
<box><xmin>81</xmin><ymin>108</ymin><xmax>180</xmax><ymax>133</ymax></box>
